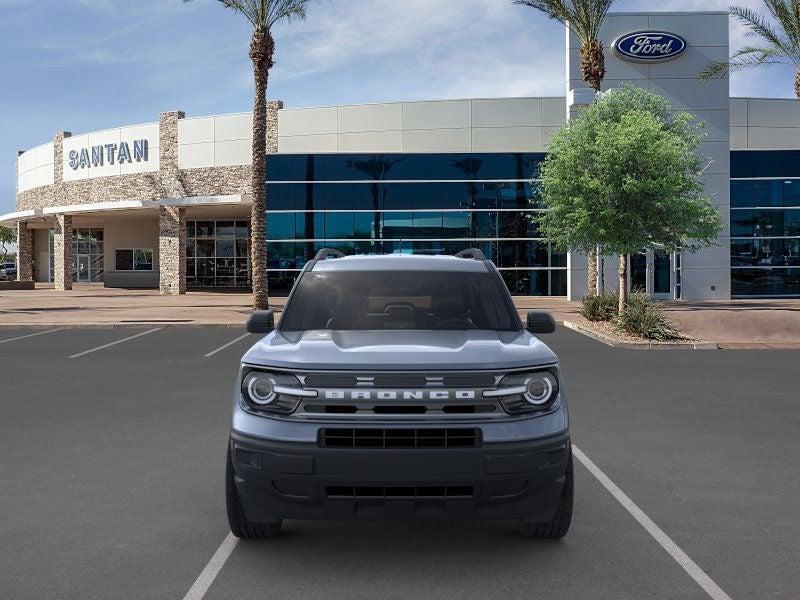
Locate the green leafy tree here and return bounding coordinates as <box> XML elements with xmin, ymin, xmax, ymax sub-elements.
<box><xmin>535</xmin><ymin>85</ymin><xmax>722</xmax><ymax>313</ymax></box>
<box><xmin>699</xmin><ymin>2</ymin><xmax>800</xmax><ymax>100</ymax></box>
<box><xmin>184</xmin><ymin>0</ymin><xmax>315</xmax><ymax>309</ymax></box>
<box><xmin>515</xmin><ymin>0</ymin><xmax>616</xmax><ymax>294</ymax></box>
<box><xmin>0</xmin><ymin>226</ymin><xmax>15</xmax><ymax>263</ymax></box>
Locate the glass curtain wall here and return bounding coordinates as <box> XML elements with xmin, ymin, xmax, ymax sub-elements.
<box><xmin>731</xmin><ymin>151</ymin><xmax>800</xmax><ymax>297</ymax></box>
<box><xmin>264</xmin><ymin>153</ymin><xmax>567</xmax><ymax>296</ymax></box>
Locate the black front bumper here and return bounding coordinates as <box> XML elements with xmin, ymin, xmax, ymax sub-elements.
<box><xmin>230</xmin><ymin>429</ymin><xmax>570</xmax><ymax>522</ymax></box>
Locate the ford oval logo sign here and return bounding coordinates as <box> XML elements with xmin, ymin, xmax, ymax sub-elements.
<box><xmin>613</xmin><ymin>31</ymin><xmax>687</xmax><ymax>62</ymax></box>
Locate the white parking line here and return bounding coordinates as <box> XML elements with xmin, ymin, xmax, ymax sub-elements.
<box><xmin>0</xmin><ymin>328</ymin><xmax>63</xmax><ymax>345</ymax></box>
<box><xmin>182</xmin><ymin>533</ymin><xmax>238</xmax><ymax>600</ymax></box>
<box><xmin>69</xmin><ymin>328</ymin><xmax>162</xmax><ymax>359</ymax></box>
<box><xmin>572</xmin><ymin>445</ymin><xmax>733</xmax><ymax>600</ymax></box>
<box><xmin>204</xmin><ymin>333</ymin><xmax>251</xmax><ymax>358</ymax></box>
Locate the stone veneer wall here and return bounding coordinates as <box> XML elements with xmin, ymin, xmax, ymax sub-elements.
<box><xmin>53</xmin><ymin>214</ymin><xmax>73</xmax><ymax>291</ymax></box>
<box><xmin>16</xmin><ymin>102</ymin><xmax>283</xmax><ymax>211</ymax></box>
<box><xmin>158</xmin><ymin>206</ymin><xmax>186</xmax><ymax>294</ymax></box>
<box><xmin>15</xmin><ymin>222</ymin><xmax>33</xmax><ymax>281</ymax></box>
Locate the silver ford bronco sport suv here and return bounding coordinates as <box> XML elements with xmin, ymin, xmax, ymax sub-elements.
<box><xmin>227</xmin><ymin>249</ymin><xmax>572</xmax><ymax>539</ymax></box>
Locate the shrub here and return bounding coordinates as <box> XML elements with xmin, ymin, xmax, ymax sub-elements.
<box><xmin>614</xmin><ymin>293</ymin><xmax>684</xmax><ymax>340</ymax></box>
<box><xmin>579</xmin><ymin>290</ymin><xmax>619</xmax><ymax>322</ymax></box>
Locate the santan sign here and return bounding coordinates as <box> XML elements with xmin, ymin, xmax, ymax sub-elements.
<box><xmin>613</xmin><ymin>31</ymin><xmax>687</xmax><ymax>62</ymax></box>
<box><xmin>68</xmin><ymin>139</ymin><xmax>149</xmax><ymax>170</ymax></box>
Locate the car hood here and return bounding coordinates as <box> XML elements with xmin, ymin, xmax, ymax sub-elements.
<box><xmin>241</xmin><ymin>329</ymin><xmax>558</xmax><ymax>371</ymax></box>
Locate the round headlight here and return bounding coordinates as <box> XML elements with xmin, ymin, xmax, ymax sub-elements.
<box><xmin>246</xmin><ymin>374</ymin><xmax>276</xmax><ymax>405</ymax></box>
<box><xmin>524</xmin><ymin>374</ymin><xmax>554</xmax><ymax>405</ymax></box>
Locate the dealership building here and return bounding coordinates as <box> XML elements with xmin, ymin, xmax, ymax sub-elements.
<box><xmin>4</xmin><ymin>11</ymin><xmax>800</xmax><ymax>299</ymax></box>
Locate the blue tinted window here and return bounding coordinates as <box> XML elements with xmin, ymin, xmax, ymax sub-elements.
<box><xmin>730</xmin><ymin>151</ymin><xmax>754</xmax><ymax>178</ymax></box>
<box><xmin>303</xmin><ymin>183</ymin><xmax>325</xmax><ymax>211</ymax></box>
<box><xmin>381</xmin><ymin>183</ymin><xmax>413</xmax><ymax>210</ymax></box>
<box><xmin>442</xmin><ymin>211</ymin><xmax>472</xmax><ymax>237</ymax></box>
<box><xmin>473</xmin><ymin>212</ymin><xmax>498</xmax><ymax>238</ymax></box>
<box><xmin>413</xmin><ymin>212</ymin><xmax>443</xmax><ymax>238</ymax></box>
<box><xmin>324</xmin><ymin>183</ymin><xmax>354</xmax><ymax>210</ymax></box>
<box><xmin>441</xmin><ymin>183</ymin><xmax>471</xmax><ymax>209</ymax></box>
<box><xmin>266</xmin><ymin>155</ymin><xmax>296</xmax><ymax>181</ymax></box>
<box><xmin>355</xmin><ymin>213</ymin><xmax>378</xmax><ymax>238</ymax></box>
<box><xmin>730</xmin><ymin>210</ymin><xmax>753</xmax><ymax>237</ymax></box>
<box><xmin>325</xmin><ymin>213</ymin><xmax>354</xmax><ymax>238</ymax></box>
<box><xmin>294</xmin><ymin>212</ymin><xmax>313</xmax><ymax>239</ymax></box>
<box><xmin>754</xmin><ymin>151</ymin><xmax>783</xmax><ymax>177</ymax></box>
<box><xmin>730</xmin><ymin>181</ymin><xmax>753</xmax><ymax>208</ymax></box>
<box><xmin>382</xmin><ymin>212</ymin><xmax>413</xmax><ymax>238</ymax></box>
<box><xmin>754</xmin><ymin>180</ymin><xmax>783</xmax><ymax>207</ymax></box>
<box><xmin>353</xmin><ymin>183</ymin><xmax>381</xmax><ymax>210</ymax></box>
<box><xmin>784</xmin><ymin>209</ymin><xmax>800</xmax><ymax>236</ymax></box>
<box><xmin>412</xmin><ymin>155</ymin><xmax>442</xmax><ymax>180</ymax></box>
<box><xmin>781</xmin><ymin>150</ymin><xmax>800</xmax><ymax>177</ymax></box>
<box><xmin>266</xmin><ymin>213</ymin><xmax>295</xmax><ymax>240</ymax></box>
<box><xmin>732</xmin><ymin>268</ymin><xmax>800</xmax><ymax>296</ymax></box>
<box><xmin>412</xmin><ymin>182</ymin><xmax>443</xmax><ymax>209</ymax></box>
<box><xmin>266</xmin><ymin>242</ymin><xmax>296</xmax><ymax>269</ymax></box>
<box><xmin>783</xmin><ymin>180</ymin><xmax>800</xmax><ymax>207</ymax></box>
<box><xmin>267</xmin><ymin>184</ymin><xmax>299</xmax><ymax>210</ymax></box>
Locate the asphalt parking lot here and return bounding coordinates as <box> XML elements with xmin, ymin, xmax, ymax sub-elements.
<box><xmin>1</xmin><ymin>326</ymin><xmax>799</xmax><ymax>599</ymax></box>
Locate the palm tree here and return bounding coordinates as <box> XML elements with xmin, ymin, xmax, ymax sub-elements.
<box><xmin>185</xmin><ymin>0</ymin><xmax>313</xmax><ymax>309</ymax></box>
<box><xmin>515</xmin><ymin>0</ymin><xmax>615</xmax><ymax>295</ymax></box>
<box><xmin>699</xmin><ymin>2</ymin><xmax>800</xmax><ymax>101</ymax></box>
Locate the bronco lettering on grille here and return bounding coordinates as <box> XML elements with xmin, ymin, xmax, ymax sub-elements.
<box><xmin>324</xmin><ymin>390</ymin><xmax>477</xmax><ymax>400</ymax></box>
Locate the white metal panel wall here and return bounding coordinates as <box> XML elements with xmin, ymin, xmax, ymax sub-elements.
<box><xmin>178</xmin><ymin>113</ymin><xmax>252</xmax><ymax>169</ymax></box>
<box><xmin>17</xmin><ymin>142</ymin><xmax>55</xmax><ymax>193</ymax></box>
<box><xmin>729</xmin><ymin>98</ymin><xmax>800</xmax><ymax>150</ymax></box>
<box><xmin>275</xmin><ymin>98</ymin><xmax>562</xmax><ymax>154</ymax></box>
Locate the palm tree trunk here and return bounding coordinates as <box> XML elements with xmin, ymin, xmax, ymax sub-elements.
<box><xmin>618</xmin><ymin>254</ymin><xmax>628</xmax><ymax>314</ymax></box>
<box><xmin>249</xmin><ymin>29</ymin><xmax>274</xmax><ymax>310</ymax></box>
<box><xmin>796</xmin><ymin>67</ymin><xmax>800</xmax><ymax>102</ymax></box>
<box><xmin>580</xmin><ymin>39</ymin><xmax>604</xmax><ymax>296</ymax></box>
<box><xmin>580</xmin><ymin>40</ymin><xmax>605</xmax><ymax>93</ymax></box>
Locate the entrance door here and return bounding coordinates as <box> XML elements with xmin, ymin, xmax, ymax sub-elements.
<box><xmin>630</xmin><ymin>253</ymin><xmax>647</xmax><ymax>293</ymax></box>
<box><xmin>77</xmin><ymin>255</ymin><xmax>90</xmax><ymax>282</ymax></box>
<box><xmin>626</xmin><ymin>249</ymin><xmax>673</xmax><ymax>299</ymax></box>
<box><xmin>652</xmin><ymin>249</ymin><xmax>672</xmax><ymax>299</ymax></box>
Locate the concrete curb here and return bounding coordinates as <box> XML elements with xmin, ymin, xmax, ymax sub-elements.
<box><xmin>562</xmin><ymin>321</ymin><xmax>718</xmax><ymax>350</ymax></box>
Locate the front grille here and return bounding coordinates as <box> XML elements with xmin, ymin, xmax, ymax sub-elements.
<box><xmin>320</xmin><ymin>428</ymin><xmax>480</xmax><ymax>448</ymax></box>
<box><xmin>305</xmin><ymin>404</ymin><xmax>496</xmax><ymax>415</ymax></box>
<box><xmin>326</xmin><ymin>485</ymin><xmax>475</xmax><ymax>499</ymax></box>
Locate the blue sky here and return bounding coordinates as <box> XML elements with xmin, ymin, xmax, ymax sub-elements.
<box><xmin>1</xmin><ymin>0</ymin><xmax>797</xmax><ymax>215</ymax></box>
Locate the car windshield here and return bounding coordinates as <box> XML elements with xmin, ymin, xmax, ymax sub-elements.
<box><xmin>279</xmin><ymin>270</ymin><xmax>521</xmax><ymax>334</ymax></box>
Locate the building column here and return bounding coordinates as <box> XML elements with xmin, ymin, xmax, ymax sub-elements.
<box><xmin>16</xmin><ymin>221</ymin><xmax>34</xmax><ymax>282</ymax></box>
<box><xmin>159</xmin><ymin>205</ymin><xmax>185</xmax><ymax>295</ymax></box>
<box><xmin>53</xmin><ymin>214</ymin><xmax>73</xmax><ymax>291</ymax></box>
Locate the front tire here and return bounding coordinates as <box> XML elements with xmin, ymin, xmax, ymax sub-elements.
<box><xmin>518</xmin><ymin>449</ymin><xmax>573</xmax><ymax>539</ymax></box>
<box><xmin>226</xmin><ymin>446</ymin><xmax>282</xmax><ymax>539</ymax></box>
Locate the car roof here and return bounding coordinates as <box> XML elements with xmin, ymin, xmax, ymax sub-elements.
<box><xmin>310</xmin><ymin>254</ymin><xmax>490</xmax><ymax>273</ymax></box>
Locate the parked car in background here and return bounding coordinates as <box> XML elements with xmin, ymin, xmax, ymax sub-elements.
<box><xmin>0</xmin><ymin>262</ymin><xmax>16</xmax><ymax>281</ymax></box>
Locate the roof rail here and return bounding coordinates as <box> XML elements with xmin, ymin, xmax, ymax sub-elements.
<box><xmin>314</xmin><ymin>248</ymin><xmax>346</xmax><ymax>261</ymax></box>
<box><xmin>454</xmin><ymin>248</ymin><xmax>487</xmax><ymax>260</ymax></box>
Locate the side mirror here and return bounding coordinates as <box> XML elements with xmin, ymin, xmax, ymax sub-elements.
<box><xmin>526</xmin><ymin>311</ymin><xmax>555</xmax><ymax>334</ymax></box>
<box><xmin>246</xmin><ymin>310</ymin><xmax>275</xmax><ymax>334</ymax></box>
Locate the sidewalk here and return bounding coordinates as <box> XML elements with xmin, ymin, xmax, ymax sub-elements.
<box><xmin>1</xmin><ymin>284</ymin><xmax>798</xmax><ymax>348</ymax></box>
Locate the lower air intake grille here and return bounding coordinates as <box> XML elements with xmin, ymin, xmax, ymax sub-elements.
<box><xmin>326</xmin><ymin>485</ymin><xmax>475</xmax><ymax>499</ymax></box>
<box><xmin>320</xmin><ymin>428</ymin><xmax>480</xmax><ymax>448</ymax></box>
